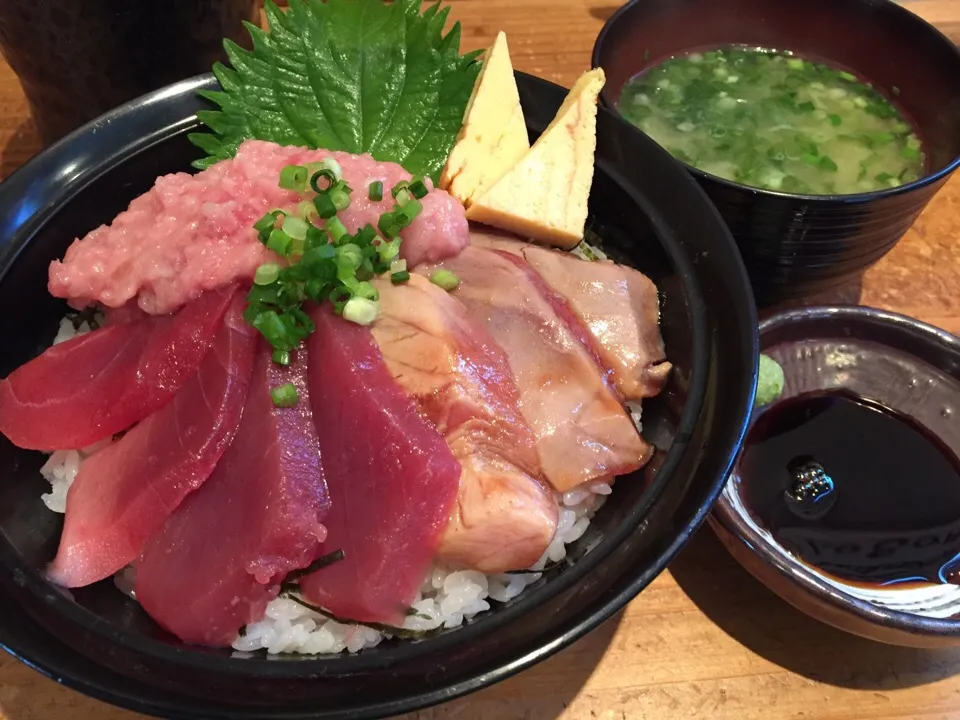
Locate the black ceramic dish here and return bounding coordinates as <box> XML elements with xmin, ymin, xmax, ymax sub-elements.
<box><xmin>0</xmin><ymin>73</ymin><xmax>758</xmax><ymax>718</ymax></box>
<box><xmin>713</xmin><ymin>306</ymin><xmax>960</xmax><ymax>647</ymax></box>
<box><xmin>592</xmin><ymin>0</ymin><xmax>960</xmax><ymax>305</ymax></box>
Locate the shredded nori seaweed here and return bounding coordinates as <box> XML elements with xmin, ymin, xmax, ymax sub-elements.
<box><xmin>69</xmin><ymin>306</ymin><xmax>101</xmax><ymax>331</ymax></box>
<box><xmin>279</xmin><ymin>549</ymin><xmax>346</xmax><ymax>594</ymax></box>
<box><xmin>500</xmin><ymin>560</ymin><xmax>564</xmax><ymax>576</ymax></box>
<box><xmin>280</xmin><ymin>592</ymin><xmax>429</xmax><ymax>640</ymax></box>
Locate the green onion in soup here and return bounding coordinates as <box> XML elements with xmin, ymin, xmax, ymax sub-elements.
<box><xmin>618</xmin><ymin>46</ymin><xmax>925</xmax><ymax>195</ymax></box>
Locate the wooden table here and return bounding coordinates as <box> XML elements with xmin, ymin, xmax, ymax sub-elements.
<box><xmin>2</xmin><ymin>1</ymin><xmax>960</xmax><ymax>718</ymax></box>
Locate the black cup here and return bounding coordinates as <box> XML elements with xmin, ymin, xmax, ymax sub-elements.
<box><xmin>593</xmin><ymin>0</ymin><xmax>960</xmax><ymax>306</ymax></box>
<box><xmin>0</xmin><ymin>0</ymin><xmax>258</xmax><ymax>145</ymax></box>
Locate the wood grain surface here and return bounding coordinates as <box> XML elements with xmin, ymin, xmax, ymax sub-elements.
<box><xmin>1</xmin><ymin>1</ymin><xmax>960</xmax><ymax>719</ymax></box>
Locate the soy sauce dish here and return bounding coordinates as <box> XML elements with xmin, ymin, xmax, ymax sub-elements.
<box><xmin>713</xmin><ymin>307</ymin><xmax>960</xmax><ymax>647</ymax></box>
<box><xmin>593</xmin><ymin>0</ymin><xmax>960</xmax><ymax>305</ymax></box>
<box><xmin>0</xmin><ymin>11</ymin><xmax>758</xmax><ymax>720</ymax></box>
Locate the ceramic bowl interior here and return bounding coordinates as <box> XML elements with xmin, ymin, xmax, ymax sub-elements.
<box><xmin>0</xmin><ymin>73</ymin><xmax>758</xmax><ymax>718</ymax></box>
<box><xmin>712</xmin><ymin>306</ymin><xmax>960</xmax><ymax>647</ymax></box>
<box><xmin>592</xmin><ymin>0</ymin><xmax>960</xmax><ymax>305</ymax></box>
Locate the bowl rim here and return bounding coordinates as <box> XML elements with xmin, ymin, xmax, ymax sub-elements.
<box><xmin>0</xmin><ymin>71</ymin><xmax>759</xmax><ymax>717</ymax></box>
<box><xmin>591</xmin><ymin>0</ymin><xmax>960</xmax><ymax>203</ymax></box>
<box><xmin>712</xmin><ymin>304</ymin><xmax>960</xmax><ymax>640</ymax></box>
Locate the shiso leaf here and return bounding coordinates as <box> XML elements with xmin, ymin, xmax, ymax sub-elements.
<box><xmin>189</xmin><ymin>0</ymin><xmax>481</xmax><ymax>181</ymax></box>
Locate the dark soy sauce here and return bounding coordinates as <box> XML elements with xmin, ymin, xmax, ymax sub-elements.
<box><xmin>739</xmin><ymin>390</ymin><xmax>960</xmax><ymax>588</ymax></box>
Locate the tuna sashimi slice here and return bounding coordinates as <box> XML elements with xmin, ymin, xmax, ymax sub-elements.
<box><xmin>136</xmin><ymin>343</ymin><xmax>329</xmax><ymax>647</ymax></box>
<box><xmin>425</xmin><ymin>246</ymin><xmax>651</xmax><ymax>492</ymax></box>
<box><xmin>470</xmin><ymin>232</ymin><xmax>671</xmax><ymax>400</ymax></box>
<box><xmin>0</xmin><ymin>285</ymin><xmax>235</xmax><ymax>451</ymax></box>
<box><xmin>299</xmin><ymin>306</ymin><xmax>461</xmax><ymax>626</ymax></box>
<box><xmin>47</xmin><ymin>291</ymin><xmax>256</xmax><ymax>588</ymax></box>
<box><xmin>372</xmin><ymin>275</ymin><xmax>558</xmax><ymax>573</ymax></box>
<box><xmin>521</xmin><ymin>247</ymin><xmax>670</xmax><ymax>400</ymax></box>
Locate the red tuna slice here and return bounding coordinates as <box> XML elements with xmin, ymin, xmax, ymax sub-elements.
<box><xmin>371</xmin><ymin>275</ymin><xmax>558</xmax><ymax>573</ymax></box>
<box><xmin>0</xmin><ymin>285</ymin><xmax>236</xmax><ymax>451</ymax></box>
<box><xmin>47</xmin><ymin>292</ymin><xmax>256</xmax><ymax>588</ymax></box>
<box><xmin>299</xmin><ymin>306</ymin><xmax>461</xmax><ymax>626</ymax></box>
<box><xmin>135</xmin><ymin>343</ymin><xmax>329</xmax><ymax>647</ymax></box>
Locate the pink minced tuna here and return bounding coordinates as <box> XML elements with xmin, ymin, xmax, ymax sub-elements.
<box><xmin>49</xmin><ymin>140</ymin><xmax>470</xmax><ymax>315</ymax></box>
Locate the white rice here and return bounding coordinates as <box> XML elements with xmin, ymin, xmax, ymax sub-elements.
<box><xmin>37</xmin><ymin>313</ymin><xmax>618</xmax><ymax>656</ymax></box>
<box><xmin>232</xmin><ymin>490</ymin><xmax>607</xmax><ymax>655</ymax></box>
<box><xmin>39</xmin><ymin>316</ymin><xmax>107</xmax><ymax>513</ymax></box>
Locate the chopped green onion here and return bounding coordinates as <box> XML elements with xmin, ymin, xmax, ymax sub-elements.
<box><xmin>252</xmin><ymin>311</ymin><xmax>294</xmax><ymax>350</ymax></box>
<box><xmin>429</xmin><ymin>269</ymin><xmax>460</xmax><ymax>291</ymax></box>
<box><xmin>396</xmin><ymin>188</ymin><xmax>413</xmax><ymax>207</ymax></box>
<box><xmin>355</xmin><ymin>225</ymin><xmax>378</xmax><ymax>246</ymax></box>
<box><xmin>329</xmin><ymin>287</ymin><xmax>351</xmax><ymax>312</ymax></box>
<box><xmin>368</xmin><ymin>181</ymin><xmax>384</xmax><ymax>201</ymax></box>
<box><xmin>326</xmin><ymin>216</ymin><xmax>348</xmax><ymax>242</ymax></box>
<box><xmin>396</xmin><ymin>197</ymin><xmax>422</xmax><ymax>224</ymax></box>
<box><xmin>313</xmin><ymin>192</ymin><xmax>338</xmax><ymax>219</ymax></box>
<box><xmin>271</xmin><ymin>383</ymin><xmax>299</xmax><ymax>408</ymax></box>
<box><xmin>330</xmin><ymin>187</ymin><xmax>351</xmax><ymax>211</ymax></box>
<box><xmin>246</xmin><ymin>164</ymin><xmax>411</xmax><ymax>361</ymax></box>
<box><xmin>407</xmin><ymin>179</ymin><xmax>429</xmax><ymax>199</ymax></box>
<box><xmin>391</xmin><ymin>180</ymin><xmax>410</xmax><ymax>198</ymax></box>
<box><xmin>304</xmin><ymin>225</ymin><xmax>328</xmax><ymax>252</ymax></box>
<box><xmin>342</xmin><ymin>297</ymin><xmax>380</xmax><ymax>326</ymax></box>
<box><xmin>321</xmin><ymin>157</ymin><xmax>343</xmax><ymax>180</ymax></box>
<box><xmin>282</xmin><ymin>216</ymin><xmax>310</xmax><ymax>242</ymax></box>
<box><xmin>254</xmin><ymin>263</ymin><xmax>281</xmax><ymax>286</ymax></box>
<box><xmin>267</xmin><ymin>228</ymin><xmax>294</xmax><ymax>256</ymax></box>
<box><xmin>839</xmin><ymin>71</ymin><xmax>857</xmax><ymax>82</ymax></box>
<box><xmin>819</xmin><ymin>155</ymin><xmax>838</xmax><ymax>172</ymax></box>
<box><xmin>304</xmin><ymin>278</ymin><xmax>328</xmax><ymax>300</ymax></box>
<box><xmin>279</xmin><ymin>165</ymin><xmax>308</xmax><ymax>191</ymax></box>
<box><xmin>354</xmin><ymin>281</ymin><xmax>378</xmax><ymax>301</ymax></box>
<box><xmin>303</xmin><ymin>162</ymin><xmax>326</xmax><ymax>180</ymax></box>
<box><xmin>336</xmin><ymin>244</ymin><xmax>363</xmax><ymax>273</ymax></box>
<box><xmin>827</xmin><ymin>113</ymin><xmax>842</xmax><ymax>126</ymax></box>
<box><xmin>310</xmin><ymin>169</ymin><xmax>339</xmax><ymax>194</ymax></box>
<box><xmin>378</xmin><ymin>212</ymin><xmax>400</xmax><ymax>239</ymax></box>
<box><xmin>390</xmin><ymin>258</ymin><xmax>407</xmax><ymax>274</ymax></box>
<box><xmin>391</xmin><ymin>270</ymin><xmax>411</xmax><ymax>284</ymax></box>
<box><xmin>254</xmin><ymin>210</ymin><xmax>283</xmax><ymax>236</ymax></box>
<box><xmin>378</xmin><ymin>237</ymin><xmax>401</xmax><ymax>262</ymax></box>
<box><xmin>297</xmin><ymin>200</ymin><xmax>319</xmax><ymax>223</ymax></box>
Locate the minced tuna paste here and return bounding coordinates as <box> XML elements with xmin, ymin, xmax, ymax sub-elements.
<box><xmin>49</xmin><ymin>139</ymin><xmax>470</xmax><ymax>315</ymax></box>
